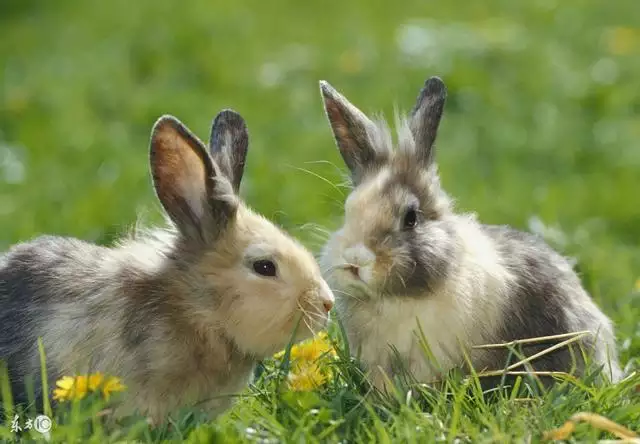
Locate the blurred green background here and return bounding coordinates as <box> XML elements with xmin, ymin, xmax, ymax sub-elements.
<box><xmin>1</xmin><ymin>0</ymin><xmax>638</xmax><ymax>361</ymax></box>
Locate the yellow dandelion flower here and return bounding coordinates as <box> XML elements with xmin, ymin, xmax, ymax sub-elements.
<box><xmin>274</xmin><ymin>332</ymin><xmax>336</xmax><ymax>361</ymax></box>
<box><xmin>274</xmin><ymin>332</ymin><xmax>337</xmax><ymax>391</ymax></box>
<box><xmin>296</xmin><ymin>332</ymin><xmax>336</xmax><ymax>362</ymax></box>
<box><xmin>53</xmin><ymin>375</ymin><xmax>89</xmax><ymax>402</ymax></box>
<box><xmin>52</xmin><ymin>373</ymin><xmax>126</xmax><ymax>402</ymax></box>
<box><xmin>287</xmin><ymin>361</ymin><xmax>331</xmax><ymax>392</ymax></box>
<box><xmin>101</xmin><ymin>376</ymin><xmax>126</xmax><ymax>401</ymax></box>
<box><xmin>634</xmin><ymin>278</ymin><xmax>640</xmax><ymax>292</ymax></box>
<box><xmin>88</xmin><ymin>372</ymin><xmax>105</xmax><ymax>391</ymax></box>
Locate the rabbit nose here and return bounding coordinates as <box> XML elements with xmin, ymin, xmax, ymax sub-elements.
<box><xmin>318</xmin><ymin>280</ymin><xmax>335</xmax><ymax>313</ymax></box>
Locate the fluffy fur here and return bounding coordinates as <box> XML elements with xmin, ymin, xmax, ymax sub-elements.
<box><xmin>0</xmin><ymin>110</ymin><xmax>334</xmax><ymax>423</ymax></box>
<box><xmin>317</xmin><ymin>77</ymin><xmax>622</xmax><ymax>391</ymax></box>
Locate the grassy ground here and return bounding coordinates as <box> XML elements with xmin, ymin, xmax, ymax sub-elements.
<box><xmin>1</xmin><ymin>0</ymin><xmax>639</xmax><ymax>442</ymax></box>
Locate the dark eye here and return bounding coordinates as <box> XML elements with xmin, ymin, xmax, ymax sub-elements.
<box><xmin>253</xmin><ymin>259</ymin><xmax>277</xmax><ymax>277</ymax></box>
<box><xmin>403</xmin><ymin>208</ymin><xmax>418</xmax><ymax>230</ymax></box>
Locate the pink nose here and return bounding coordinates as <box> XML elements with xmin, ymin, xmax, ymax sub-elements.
<box><xmin>323</xmin><ymin>298</ymin><xmax>334</xmax><ymax>313</ymax></box>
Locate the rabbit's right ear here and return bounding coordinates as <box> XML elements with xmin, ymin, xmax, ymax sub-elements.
<box><xmin>319</xmin><ymin>81</ymin><xmax>380</xmax><ymax>183</ymax></box>
<box><xmin>150</xmin><ymin>115</ymin><xmax>237</xmax><ymax>243</ymax></box>
<box><xmin>409</xmin><ymin>77</ymin><xmax>447</xmax><ymax>166</ymax></box>
<box><xmin>209</xmin><ymin>109</ymin><xmax>249</xmax><ymax>194</ymax></box>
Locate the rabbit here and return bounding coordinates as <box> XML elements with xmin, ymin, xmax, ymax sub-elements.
<box><xmin>317</xmin><ymin>76</ymin><xmax>623</xmax><ymax>393</ymax></box>
<box><xmin>0</xmin><ymin>109</ymin><xmax>335</xmax><ymax>423</ymax></box>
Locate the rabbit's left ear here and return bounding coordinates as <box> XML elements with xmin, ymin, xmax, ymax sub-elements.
<box><xmin>319</xmin><ymin>80</ymin><xmax>381</xmax><ymax>184</ymax></box>
<box><xmin>150</xmin><ymin>115</ymin><xmax>237</xmax><ymax>243</ymax></box>
<box><xmin>409</xmin><ymin>76</ymin><xmax>447</xmax><ymax>165</ymax></box>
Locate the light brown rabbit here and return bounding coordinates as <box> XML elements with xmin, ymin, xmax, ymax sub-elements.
<box><xmin>317</xmin><ymin>76</ymin><xmax>622</xmax><ymax>392</ymax></box>
<box><xmin>0</xmin><ymin>110</ymin><xmax>334</xmax><ymax>423</ymax></box>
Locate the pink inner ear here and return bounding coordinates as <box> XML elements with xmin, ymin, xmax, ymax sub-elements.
<box><xmin>324</xmin><ymin>98</ymin><xmax>343</xmax><ymax>123</ymax></box>
<box><xmin>326</xmin><ymin>106</ymin><xmax>350</xmax><ymax>138</ymax></box>
<box><xmin>174</xmin><ymin>170</ymin><xmax>206</xmax><ymax>221</ymax></box>
<box><xmin>324</xmin><ymin>99</ymin><xmax>359</xmax><ymax>154</ymax></box>
<box><xmin>153</xmin><ymin>126</ymin><xmax>208</xmax><ymax>221</ymax></box>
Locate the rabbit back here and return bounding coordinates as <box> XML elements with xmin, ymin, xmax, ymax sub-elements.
<box><xmin>0</xmin><ymin>233</ymin><xmax>257</xmax><ymax>419</ymax></box>
<box><xmin>479</xmin><ymin>224</ymin><xmax>622</xmax><ymax>381</ymax></box>
<box><xmin>0</xmin><ymin>235</ymin><xmax>117</xmax><ymax>405</ymax></box>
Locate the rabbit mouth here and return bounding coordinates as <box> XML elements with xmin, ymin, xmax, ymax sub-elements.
<box><xmin>336</xmin><ymin>264</ymin><xmax>365</xmax><ymax>283</ymax></box>
<box><xmin>297</xmin><ymin>295</ymin><xmax>331</xmax><ymax>335</ymax></box>
<box><xmin>344</xmin><ymin>265</ymin><xmax>362</xmax><ymax>280</ymax></box>
<box><xmin>335</xmin><ymin>264</ymin><xmax>376</xmax><ymax>296</ymax></box>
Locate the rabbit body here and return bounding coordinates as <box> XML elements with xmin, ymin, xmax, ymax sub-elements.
<box><xmin>0</xmin><ymin>111</ymin><xmax>334</xmax><ymax>422</ymax></box>
<box><xmin>318</xmin><ymin>78</ymin><xmax>622</xmax><ymax>390</ymax></box>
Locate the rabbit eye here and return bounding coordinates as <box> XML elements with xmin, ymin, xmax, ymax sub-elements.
<box><xmin>403</xmin><ymin>208</ymin><xmax>418</xmax><ymax>230</ymax></box>
<box><xmin>253</xmin><ymin>259</ymin><xmax>277</xmax><ymax>277</ymax></box>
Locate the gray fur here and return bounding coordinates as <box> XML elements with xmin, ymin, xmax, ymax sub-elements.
<box><xmin>0</xmin><ymin>237</ymin><xmax>113</xmax><ymax>404</ymax></box>
<box><xmin>0</xmin><ymin>109</ymin><xmax>334</xmax><ymax>423</ymax></box>
<box><xmin>480</xmin><ymin>226</ymin><xmax>605</xmax><ymax>372</ymax></box>
<box><xmin>409</xmin><ymin>76</ymin><xmax>446</xmax><ymax>165</ymax></box>
<box><xmin>319</xmin><ymin>80</ymin><xmax>390</xmax><ymax>185</ymax></box>
<box><xmin>376</xmin><ymin>170</ymin><xmax>457</xmax><ymax>296</ymax></box>
<box><xmin>0</xmin><ymin>110</ymin><xmax>252</xmax><ymax>416</ymax></box>
<box><xmin>209</xmin><ymin>109</ymin><xmax>249</xmax><ymax>193</ymax></box>
<box><xmin>319</xmin><ymin>76</ymin><xmax>622</xmax><ymax>390</ymax></box>
<box><xmin>0</xmin><ymin>235</ymin><xmax>255</xmax><ymax>411</ymax></box>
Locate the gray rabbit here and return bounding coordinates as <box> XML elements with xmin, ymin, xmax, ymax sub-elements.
<box><xmin>0</xmin><ymin>110</ymin><xmax>334</xmax><ymax>423</ymax></box>
<box><xmin>317</xmin><ymin>76</ymin><xmax>622</xmax><ymax>391</ymax></box>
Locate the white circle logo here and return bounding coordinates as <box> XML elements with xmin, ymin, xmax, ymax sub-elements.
<box><xmin>34</xmin><ymin>415</ymin><xmax>52</xmax><ymax>433</ymax></box>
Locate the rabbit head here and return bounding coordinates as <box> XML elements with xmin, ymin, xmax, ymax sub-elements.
<box><xmin>149</xmin><ymin>110</ymin><xmax>334</xmax><ymax>357</ymax></box>
<box><xmin>318</xmin><ymin>78</ymin><xmax>458</xmax><ymax>300</ymax></box>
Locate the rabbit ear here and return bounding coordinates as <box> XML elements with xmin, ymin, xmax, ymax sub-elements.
<box><xmin>150</xmin><ymin>115</ymin><xmax>236</xmax><ymax>242</ymax></box>
<box><xmin>409</xmin><ymin>76</ymin><xmax>447</xmax><ymax>165</ymax></box>
<box><xmin>209</xmin><ymin>109</ymin><xmax>249</xmax><ymax>193</ymax></box>
<box><xmin>319</xmin><ymin>80</ymin><xmax>379</xmax><ymax>181</ymax></box>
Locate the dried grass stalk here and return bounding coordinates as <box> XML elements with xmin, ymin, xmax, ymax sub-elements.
<box><xmin>542</xmin><ymin>412</ymin><xmax>639</xmax><ymax>442</ymax></box>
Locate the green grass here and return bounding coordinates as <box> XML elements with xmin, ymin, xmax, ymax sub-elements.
<box><xmin>1</xmin><ymin>0</ymin><xmax>639</xmax><ymax>441</ymax></box>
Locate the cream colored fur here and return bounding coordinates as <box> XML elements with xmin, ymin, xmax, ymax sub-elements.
<box><xmin>322</xmin><ymin>178</ymin><xmax>515</xmax><ymax>388</ymax></box>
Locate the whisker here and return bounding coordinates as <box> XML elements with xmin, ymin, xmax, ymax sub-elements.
<box><xmin>297</xmin><ymin>300</ymin><xmax>326</xmax><ymax>326</ymax></box>
<box><xmin>302</xmin><ymin>160</ymin><xmax>351</xmax><ymax>181</ymax></box>
<box><xmin>287</xmin><ymin>165</ymin><xmax>345</xmax><ymax>197</ymax></box>
<box><xmin>410</xmin><ymin>260</ymin><xmax>418</xmax><ymax>276</ymax></box>
<box><xmin>299</xmin><ymin>308</ymin><xmax>320</xmax><ymax>337</ymax></box>
<box><xmin>302</xmin><ymin>317</ymin><xmax>315</xmax><ymax>336</ymax></box>
<box><xmin>331</xmin><ymin>288</ymin><xmax>366</xmax><ymax>303</ymax></box>
<box><xmin>300</xmin><ymin>306</ymin><xmax>325</xmax><ymax>323</ymax></box>
<box><xmin>390</xmin><ymin>256</ymin><xmax>408</xmax><ymax>290</ymax></box>
<box><xmin>381</xmin><ymin>267</ymin><xmax>390</xmax><ymax>290</ymax></box>
<box><xmin>298</xmin><ymin>223</ymin><xmax>332</xmax><ymax>237</ymax></box>
<box><xmin>398</xmin><ymin>273</ymin><xmax>407</xmax><ymax>290</ymax></box>
<box><xmin>297</xmin><ymin>224</ymin><xmax>333</xmax><ymax>247</ymax></box>
<box><xmin>296</xmin><ymin>304</ymin><xmax>314</xmax><ymax>332</ymax></box>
